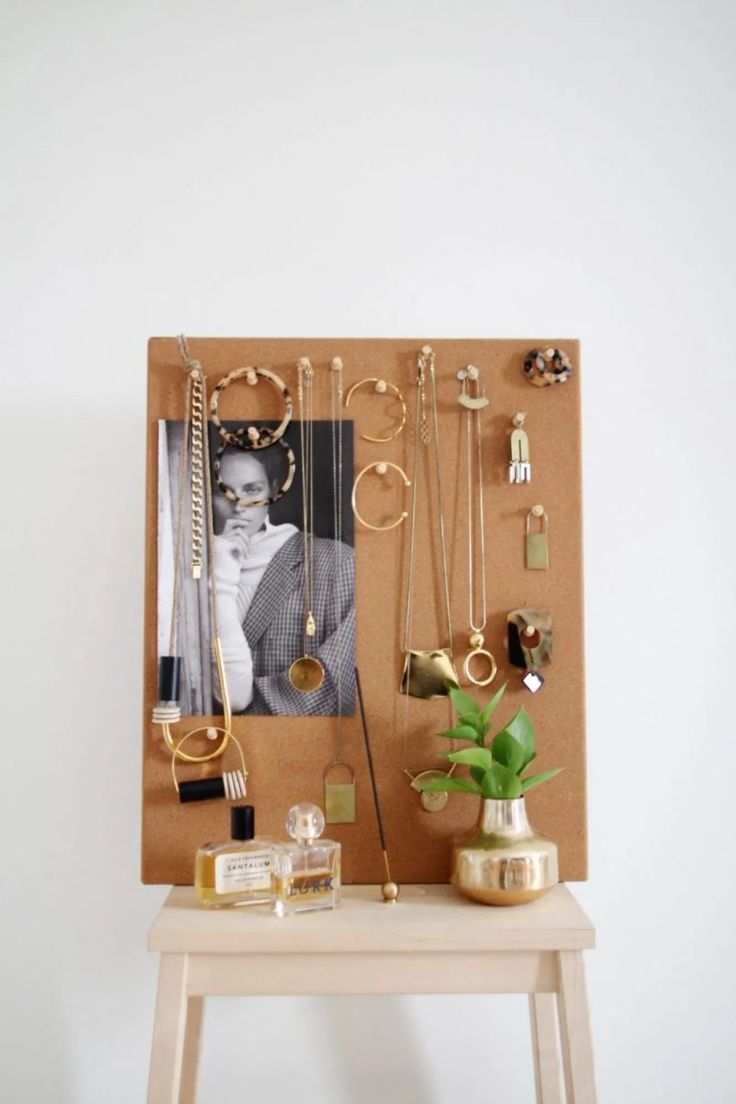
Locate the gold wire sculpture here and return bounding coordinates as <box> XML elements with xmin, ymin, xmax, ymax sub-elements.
<box><xmin>344</xmin><ymin>377</ymin><xmax>407</xmax><ymax>442</ymax></box>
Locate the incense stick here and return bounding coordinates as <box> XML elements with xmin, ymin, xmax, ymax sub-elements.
<box><xmin>355</xmin><ymin>666</ymin><xmax>398</xmax><ymax>902</ymax></box>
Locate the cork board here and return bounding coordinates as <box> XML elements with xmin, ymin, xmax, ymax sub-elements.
<box><xmin>142</xmin><ymin>338</ymin><xmax>586</xmax><ymax>885</ymax></box>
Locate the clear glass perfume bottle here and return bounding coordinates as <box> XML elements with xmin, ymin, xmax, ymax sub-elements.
<box><xmin>195</xmin><ymin>805</ymin><xmax>272</xmax><ymax>908</ymax></box>
<box><xmin>271</xmin><ymin>803</ymin><xmax>341</xmax><ymax>917</ymax></box>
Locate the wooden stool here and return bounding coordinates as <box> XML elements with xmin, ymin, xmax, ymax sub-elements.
<box><xmin>147</xmin><ymin>883</ymin><xmax>596</xmax><ymax>1103</ymax></box>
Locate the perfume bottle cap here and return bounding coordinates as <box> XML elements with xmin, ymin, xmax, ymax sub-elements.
<box><xmin>286</xmin><ymin>803</ymin><xmax>325</xmax><ymax>844</ymax></box>
<box><xmin>231</xmin><ymin>804</ymin><xmax>255</xmax><ymax>841</ymax></box>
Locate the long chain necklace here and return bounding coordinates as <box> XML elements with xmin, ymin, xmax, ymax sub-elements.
<box><xmin>458</xmin><ymin>365</ymin><xmax>497</xmax><ymax>686</ymax></box>
<box><xmin>152</xmin><ymin>337</ymin><xmax>247</xmax><ymax>800</ymax></box>
<box><xmin>324</xmin><ymin>356</ymin><xmax>356</xmax><ymax>823</ymax></box>
<box><xmin>401</xmin><ymin>345</ymin><xmax>457</xmax><ymax>812</ymax></box>
<box><xmin>288</xmin><ymin>357</ymin><xmax>325</xmax><ymax>693</ymax></box>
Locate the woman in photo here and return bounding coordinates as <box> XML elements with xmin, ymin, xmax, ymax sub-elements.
<box><xmin>212</xmin><ymin>444</ymin><xmax>355</xmax><ymax>716</ymax></box>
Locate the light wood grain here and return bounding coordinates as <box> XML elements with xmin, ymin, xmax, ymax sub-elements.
<box><xmin>530</xmin><ymin>993</ymin><xmax>565</xmax><ymax>1104</ymax></box>
<box><xmin>147</xmin><ymin>954</ymin><xmax>189</xmax><ymax>1104</ymax></box>
<box><xmin>147</xmin><ymin>884</ymin><xmax>597</xmax><ymax>1102</ymax></box>
<box><xmin>558</xmin><ymin>950</ymin><xmax>597</xmax><ymax>1104</ymax></box>
<box><xmin>149</xmin><ymin>883</ymin><xmax>595</xmax><ymax>955</ymax></box>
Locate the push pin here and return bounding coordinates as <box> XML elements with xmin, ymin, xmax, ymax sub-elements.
<box><xmin>509</xmin><ymin>412</ymin><xmax>531</xmax><ymax>483</ymax></box>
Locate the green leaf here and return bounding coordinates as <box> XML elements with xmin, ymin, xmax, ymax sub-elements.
<box><xmin>521</xmin><ymin>768</ymin><xmax>564</xmax><ymax>793</ymax></box>
<box><xmin>437</xmin><ymin>725</ymin><xmax>481</xmax><ymax>744</ymax></box>
<box><xmin>459</xmin><ymin>712</ymin><xmax>483</xmax><ymax>730</ymax></box>
<box><xmin>500</xmin><ymin>708</ymin><xmax>536</xmax><ymax>768</ymax></box>
<box><xmin>481</xmin><ymin>763</ymin><xmax>523</xmax><ymax>800</ymax></box>
<box><xmin>446</xmin><ymin>746</ymin><xmax>495</xmax><ymax>771</ymax></box>
<box><xmin>470</xmin><ymin>766</ymin><xmax>486</xmax><ymax>787</ymax></box>
<box><xmin>491</xmin><ymin>730</ymin><xmax>526</xmax><ymax>773</ymax></box>
<box><xmin>415</xmin><ymin>776</ymin><xmax>482</xmax><ymax>794</ymax></box>
<box><xmin>448</xmin><ymin>684</ymin><xmax>481</xmax><ymax>717</ymax></box>
<box><xmin>481</xmin><ymin>682</ymin><xmax>507</xmax><ymax>725</ymax></box>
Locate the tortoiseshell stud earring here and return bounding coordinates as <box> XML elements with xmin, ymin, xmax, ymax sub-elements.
<box><xmin>524</xmin><ymin>346</ymin><xmax>572</xmax><ymax>387</ymax></box>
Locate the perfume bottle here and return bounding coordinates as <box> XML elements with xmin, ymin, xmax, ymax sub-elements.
<box><xmin>271</xmin><ymin>803</ymin><xmax>341</xmax><ymax>917</ymax></box>
<box><xmin>195</xmin><ymin>805</ymin><xmax>272</xmax><ymax>908</ymax></box>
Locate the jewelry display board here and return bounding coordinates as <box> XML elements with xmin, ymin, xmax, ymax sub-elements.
<box><xmin>142</xmin><ymin>338</ymin><xmax>586</xmax><ymax>884</ymax></box>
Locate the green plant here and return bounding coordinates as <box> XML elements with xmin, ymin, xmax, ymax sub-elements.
<box><xmin>415</xmin><ymin>681</ymin><xmax>563</xmax><ymax>800</ymax></box>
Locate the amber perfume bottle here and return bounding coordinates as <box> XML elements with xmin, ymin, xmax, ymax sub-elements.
<box><xmin>271</xmin><ymin>803</ymin><xmax>341</xmax><ymax>917</ymax></box>
<box><xmin>195</xmin><ymin>805</ymin><xmax>272</xmax><ymax>908</ymax></box>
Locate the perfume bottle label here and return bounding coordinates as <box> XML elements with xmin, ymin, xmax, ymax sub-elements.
<box><xmin>214</xmin><ymin>850</ymin><xmax>271</xmax><ymax>895</ymax></box>
<box><xmin>285</xmin><ymin>872</ymin><xmax>335</xmax><ymax>900</ymax></box>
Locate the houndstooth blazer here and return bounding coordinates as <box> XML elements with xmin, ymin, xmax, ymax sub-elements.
<box><xmin>243</xmin><ymin>532</ymin><xmax>355</xmax><ymax>716</ymax></box>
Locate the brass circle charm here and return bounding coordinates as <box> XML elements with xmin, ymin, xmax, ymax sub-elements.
<box><xmin>463</xmin><ymin>647</ymin><xmax>498</xmax><ymax>688</ymax></box>
<box><xmin>411</xmin><ymin>770</ymin><xmax>450</xmax><ymax>813</ymax></box>
<box><xmin>211</xmin><ymin>366</ymin><xmax>293</xmax><ymax>448</ymax></box>
<box><xmin>351</xmin><ymin>461</ymin><xmax>411</xmax><ymax>531</ymax></box>
<box><xmin>344</xmin><ymin>377</ymin><xmax>407</xmax><ymax>442</ymax></box>
<box><xmin>523</xmin><ymin>347</ymin><xmax>573</xmax><ymax>388</ymax></box>
<box><xmin>288</xmin><ymin>655</ymin><xmax>325</xmax><ymax>693</ymax></box>
<box><xmin>214</xmin><ymin>436</ymin><xmax>296</xmax><ymax>507</ymax></box>
<box><xmin>163</xmin><ymin>723</ymin><xmax>231</xmax><ymax>764</ymax></box>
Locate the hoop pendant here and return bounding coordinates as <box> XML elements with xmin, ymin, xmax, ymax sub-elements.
<box><xmin>352</xmin><ymin>461</ymin><xmax>411</xmax><ymax>531</ymax></box>
<box><xmin>288</xmin><ymin>655</ymin><xmax>325</xmax><ymax>693</ymax></box>
<box><xmin>163</xmin><ymin>723</ymin><xmax>231</xmax><ymax>764</ymax></box>
<box><xmin>214</xmin><ymin>436</ymin><xmax>296</xmax><ymax>507</ymax></box>
<box><xmin>344</xmin><ymin>378</ymin><xmax>407</xmax><ymax>442</ymax></box>
<box><xmin>210</xmin><ymin>366</ymin><xmax>293</xmax><ymax>448</ymax></box>
<box><xmin>463</xmin><ymin>647</ymin><xmax>498</xmax><ymax>687</ymax></box>
<box><xmin>170</xmin><ymin>729</ymin><xmax>247</xmax><ymax>791</ymax></box>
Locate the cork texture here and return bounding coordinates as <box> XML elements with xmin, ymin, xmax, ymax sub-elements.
<box><xmin>142</xmin><ymin>338</ymin><xmax>586</xmax><ymax>885</ymax></box>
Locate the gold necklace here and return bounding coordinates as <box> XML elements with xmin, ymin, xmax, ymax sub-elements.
<box><xmin>458</xmin><ymin>365</ymin><xmax>497</xmax><ymax>687</ymax></box>
<box><xmin>288</xmin><ymin>357</ymin><xmax>325</xmax><ymax>693</ymax></box>
<box><xmin>400</xmin><ymin>345</ymin><xmax>457</xmax><ymax>811</ymax></box>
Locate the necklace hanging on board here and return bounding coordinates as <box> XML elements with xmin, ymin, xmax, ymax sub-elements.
<box><xmin>400</xmin><ymin>345</ymin><xmax>457</xmax><ymax>812</ymax></box>
<box><xmin>151</xmin><ymin>335</ymin><xmax>247</xmax><ymax>802</ymax></box>
<box><xmin>458</xmin><ymin>365</ymin><xmax>497</xmax><ymax>688</ymax></box>
<box><xmin>288</xmin><ymin>357</ymin><xmax>325</xmax><ymax>693</ymax></box>
<box><xmin>323</xmin><ymin>356</ymin><xmax>357</xmax><ymax>823</ymax></box>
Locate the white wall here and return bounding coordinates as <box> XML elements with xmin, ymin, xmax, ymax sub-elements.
<box><xmin>2</xmin><ymin>1</ymin><xmax>734</xmax><ymax>1101</ymax></box>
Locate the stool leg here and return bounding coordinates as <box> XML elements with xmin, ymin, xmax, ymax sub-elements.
<box><xmin>529</xmin><ymin>994</ymin><xmax>564</xmax><ymax>1104</ymax></box>
<box><xmin>148</xmin><ymin>954</ymin><xmax>190</xmax><ymax>1104</ymax></box>
<box><xmin>180</xmin><ymin>997</ymin><xmax>204</xmax><ymax>1104</ymax></box>
<box><xmin>557</xmin><ymin>951</ymin><xmax>597</xmax><ymax>1104</ymax></box>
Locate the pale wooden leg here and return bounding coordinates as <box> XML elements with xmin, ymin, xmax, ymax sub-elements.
<box><xmin>179</xmin><ymin>997</ymin><xmax>204</xmax><ymax>1104</ymax></box>
<box><xmin>148</xmin><ymin>954</ymin><xmax>190</xmax><ymax>1104</ymax></box>
<box><xmin>529</xmin><ymin>993</ymin><xmax>564</xmax><ymax>1104</ymax></box>
<box><xmin>557</xmin><ymin>951</ymin><xmax>597</xmax><ymax>1104</ymax></box>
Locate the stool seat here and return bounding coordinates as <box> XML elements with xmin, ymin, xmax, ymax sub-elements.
<box><xmin>147</xmin><ymin>883</ymin><xmax>597</xmax><ymax>1103</ymax></box>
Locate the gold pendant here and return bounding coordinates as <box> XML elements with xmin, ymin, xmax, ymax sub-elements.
<box><xmin>526</xmin><ymin>505</ymin><xmax>549</xmax><ymax>570</ymax></box>
<box><xmin>324</xmin><ymin>761</ymin><xmax>356</xmax><ymax>824</ymax></box>
<box><xmin>401</xmin><ymin>649</ymin><xmax>457</xmax><ymax>699</ymax></box>
<box><xmin>405</xmin><ymin>769</ymin><xmax>452</xmax><ymax>813</ymax></box>
<box><xmin>288</xmin><ymin>655</ymin><xmax>325</xmax><ymax>692</ymax></box>
<box><xmin>462</xmin><ymin>634</ymin><xmax>497</xmax><ymax>687</ymax></box>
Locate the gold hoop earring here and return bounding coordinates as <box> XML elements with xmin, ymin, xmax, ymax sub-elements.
<box><xmin>344</xmin><ymin>378</ymin><xmax>407</xmax><ymax>443</ymax></box>
<box><xmin>210</xmin><ymin>366</ymin><xmax>293</xmax><ymax>448</ymax></box>
<box><xmin>352</xmin><ymin>461</ymin><xmax>411</xmax><ymax>531</ymax></box>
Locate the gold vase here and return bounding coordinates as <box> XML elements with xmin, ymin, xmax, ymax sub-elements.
<box><xmin>451</xmin><ymin>797</ymin><xmax>558</xmax><ymax>906</ymax></box>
